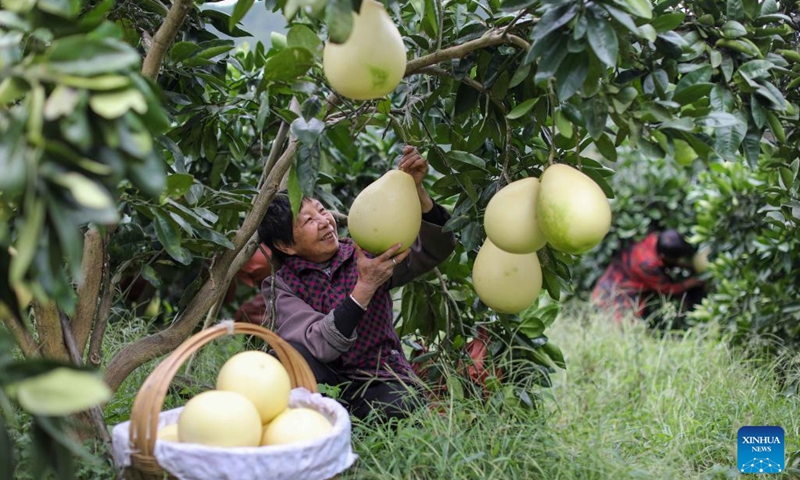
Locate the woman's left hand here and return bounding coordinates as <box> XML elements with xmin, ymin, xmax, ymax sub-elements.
<box><xmin>397</xmin><ymin>145</ymin><xmax>428</xmax><ymax>186</ymax></box>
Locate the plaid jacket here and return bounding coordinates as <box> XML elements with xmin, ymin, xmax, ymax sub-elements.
<box><xmin>263</xmin><ymin>214</ymin><xmax>455</xmax><ymax>380</ymax></box>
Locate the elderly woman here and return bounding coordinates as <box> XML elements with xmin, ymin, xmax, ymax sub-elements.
<box><xmin>257</xmin><ymin>146</ymin><xmax>456</xmax><ymax>421</ymax></box>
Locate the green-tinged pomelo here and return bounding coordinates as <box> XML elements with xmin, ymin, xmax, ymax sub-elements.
<box><xmin>537</xmin><ymin>164</ymin><xmax>611</xmax><ymax>255</ymax></box>
<box><xmin>472</xmin><ymin>239</ymin><xmax>542</xmax><ymax>314</ymax></box>
<box><xmin>322</xmin><ymin>0</ymin><xmax>407</xmax><ymax>100</ymax></box>
<box><xmin>348</xmin><ymin>170</ymin><xmax>421</xmax><ymax>255</ymax></box>
<box><xmin>693</xmin><ymin>247</ymin><xmax>710</xmax><ymax>273</ymax></box>
<box><xmin>484</xmin><ymin>177</ymin><xmax>547</xmax><ymax>253</ymax></box>
<box><xmin>178</xmin><ymin>390</ymin><xmax>262</xmax><ymax>447</ymax></box>
<box><xmin>674</xmin><ymin>139</ymin><xmax>698</xmax><ymax>166</ymax></box>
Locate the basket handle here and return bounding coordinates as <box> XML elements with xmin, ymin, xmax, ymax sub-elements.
<box><xmin>128</xmin><ymin>322</ymin><xmax>318</xmax><ymax>459</ymax></box>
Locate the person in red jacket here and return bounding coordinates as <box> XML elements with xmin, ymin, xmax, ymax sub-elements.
<box><xmin>592</xmin><ymin>229</ymin><xmax>706</xmax><ymax>325</ymax></box>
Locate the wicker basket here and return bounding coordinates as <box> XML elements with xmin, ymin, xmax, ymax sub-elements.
<box><xmin>124</xmin><ymin>322</ymin><xmax>320</xmax><ymax>480</ymax></box>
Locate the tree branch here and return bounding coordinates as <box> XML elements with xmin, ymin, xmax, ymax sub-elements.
<box><xmin>140</xmin><ymin>0</ymin><xmax>194</xmax><ymax>79</ymax></box>
<box><xmin>87</xmin><ymin>245</ymin><xmax>114</xmax><ymax>368</ymax></box>
<box><xmin>73</xmin><ymin>228</ymin><xmax>103</xmax><ymax>357</ymax></box>
<box><xmin>103</xmin><ymin>94</ymin><xmax>343</xmax><ymax>392</ymax></box>
<box><xmin>405</xmin><ymin>30</ymin><xmax>529</xmax><ymax>77</ymax></box>
<box><xmin>1</xmin><ymin>316</ymin><xmax>39</xmax><ymax>357</ymax></box>
<box><xmin>32</xmin><ymin>301</ymin><xmax>69</xmax><ymax>361</ymax></box>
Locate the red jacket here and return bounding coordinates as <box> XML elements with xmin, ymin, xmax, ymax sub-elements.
<box><xmin>591</xmin><ymin>233</ymin><xmax>698</xmax><ymax>321</ymax></box>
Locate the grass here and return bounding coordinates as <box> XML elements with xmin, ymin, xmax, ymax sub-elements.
<box><xmin>11</xmin><ymin>304</ymin><xmax>800</xmax><ymax>479</ymax></box>
<box><xmin>341</xmin><ymin>304</ymin><xmax>800</xmax><ymax>479</ymax></box>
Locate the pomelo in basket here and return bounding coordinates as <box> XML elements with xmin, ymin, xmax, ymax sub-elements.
<box><xmin>322</xmin><ymin>0</ymin><xmax>407</xmax><ymax>100</ymax></box>
<box><xmin>537</xmin><ymin>164</ymin><xmax>611</xmax><ymax>255</ymax></box>
<box><xmin>178</xmin><ymin>390</ymin><xmax>262</xmax><ymax>447</ymax></box>
<box><xmin>348</xmin><ymin>170</ymin><xmax>421</xmax><ymax>255</ymax></box>
<box><xmin>484</xmin><ymin>176</ymin><xmax>547</xmax><ymax>253</ymax></box>
<box><xmin>472</xmin><ymin>238</ymin><xmax>542</xmax><ymax>314</ymax></box>
<box><xmin>261</xmin><ymin>407</ymin><xmax>333</xmax><ymax>446</ymax></box>
<box><xmin>157</xmin><ymin>423</ymin><xmax>179</xmax><ymax>442</ymax></box>
<box><xmin>216</xmin><ymin>350</ymin><xmax>291</xmax><ymax>424</ymax></box>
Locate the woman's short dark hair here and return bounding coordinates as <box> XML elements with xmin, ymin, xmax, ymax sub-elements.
<box><xmin>656</xmin><ymin>229</ymin><xmax>696</xmax><ymax>261</ymax></box>
<box><xmin>257</xmin><ymin>190</ymin><xmax>303</xmax><ymax>264</ymax></box>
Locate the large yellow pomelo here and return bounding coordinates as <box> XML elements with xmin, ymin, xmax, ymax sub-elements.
<box><xmin>261</xmin><ymin>407</ymin><xmax>333</xmax><ymax>446</ymax></box>
<box><xmin>472</xmin><ymin>239</ymin><xmax>542</xmax><ymax>314</ymax></box>
<box><xmin>348</xmin><ymin>170</ymin><xmax>421</xmax><ymax>255</ymax></box>
<box><xmin>178</xmin><ymin>390</ymin><xmax>262</xmax><ymax>447</ymax></box>
<box><xmin>537</xmin><ymin>164</ymin><xmax>611</xmax><ymax>255</ymax></box>
<box><xmin>216</xmin><ymin>350</ymin><xmax>291</xmax><ymax>425</ymax></box>
<box><xmin>484</xmin><ymin>177</ymin><xmax>547</xmax><ymax>253</ymax></box>
<box><xmin>322</xmin><ymin>0</ymin><xmax>407</xmax><ymax>100</ymax></box>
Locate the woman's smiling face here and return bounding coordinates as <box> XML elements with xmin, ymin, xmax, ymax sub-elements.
<box><xmin>276</xmin><ymin>198</ymin><xmax>339</xmax><ymax>263</ymax></box>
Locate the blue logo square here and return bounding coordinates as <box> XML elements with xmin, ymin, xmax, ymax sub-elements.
<box><xmin>738</xmin><ymin>426</ymin><xmax>785</xmax><ymax>474</ymax></box>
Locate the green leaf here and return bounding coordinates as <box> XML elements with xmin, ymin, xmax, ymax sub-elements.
<box><xmin>171</xmin><ymin>42</ymin><xmax>200</xmax><ymax>63</ymax></box>
<box><xmin>0</xmin><ymin>115</ymin><xmax>27</xmax><ymax>198</ymax></box>
<box><xmin>530</xmin><ymin>3</ymin><xmax>579</xmax><ymax>41</ymax></box>
<box><xmin>675</xmin><ymin>65</ymin><xmax>712</xmax><ymax>94</ymax></box>
<box><xmin>261</xmin><ymin>47</ymin><xmax>315</xmax><ymax>83</ymax></box>
<box><xmin>296</xmin><ymin>143</ymin><xmax>320</xmax><ymax>197</ymax></box>
<box><xmin>613</xmin><ymin>0</ymin><xmax>652</xmax><ymax>19</ymax></box>
<box><xmin>56</xmin><ymin>172</ymin><xmax>115</xmax><ymax>210</ymax></box>
<box><xmin>651</xmin><ymin>12</ymin><xmax>685</xmax><ymax>32</ymax></box>
<box><xmin>287</xmin><ymin>24</ymin><xmax>322</xmax><ymax>54</ymax></box>
<box><xmin>287</xmin><ymin>164</ymin><xmax>303</xmax><ymax>219</ymax></box>
<box><xmin>10</xmin><ymin>198</ymin><xmax>45</xmax><ymax>284</ymax></box>
<box><xmin>446</xmin><ymin>150</ymin><xmax>486</xmax><ymax>169</ymax></box>
<box><xmin>47</xmin><ymin>37</ymin><xmax>140</xmax><ymax>75</ymax></box>
<box><xmin>555</xmin><ymin>52</ymin><xmax>589</xmax><ymax>102</ymax></box>
<box><xmin>587</xmin><ymin>11</ymin><xmax>619</xmax><ymax>67</ymax></box>
<box><xmin>507</xmin><ymin>99</ymin><xmax>537</xmax><ymax>120</ymax></box>
<box><xmin>153</xmin><ymin>210</ymin><xmax>191</xmax><ymax>264</ymax></box>
<box><xmin>580</xmin><ymin>166</ymin><xmax>614</xmax><ymax>197</ymax></box>
<box><xmin>164</xmin><ymin>173</ymin><xmax>194</xmax><ymax>198</ymax></box>
<box><xmin>581</xmin><ymin>96</ymin><xmax>608</xmax><ymax>139</ymax></box>
<box><xmin>760</xmin><ymin>0</ymin><xmax>778</xmax><ymax>15</ymax></box>
<box><xmin>325</xmin><ymin>0</ymin><xmax>354</xmax><ymax>44</ymax></box>
<box><xmin>509</xmin><ymin>63</ymin><xmax>531</xmax><ymax>88</ymax></box>
<box><xmin>602</xmin><ymin>5</ymin><xmax>639</xmax><ymax>35</ymax></box>
<box><xmin>721</xmin><ymin>20</ymin><xmax>747</xmax><ymax>38</ymax></box>
<box><xmin>533</xmin><ymin>35</ymin><xmax>569</xmax><ymax>84</ymax></box>
<box><xmin>88</xmin><ymin>89</ymin><xmax>147</xmax><ymax>119</ymax></box>
<box><xmin>727</xmin><ymin>0</ymin><xmax>745</xmax><ymax>21</ymax></box>
<box><xmin>672</xmin><ymin>83</ymin><xmax>714</xmax><ymax>105</ymax></box>
<box><xmin>500</xmin><ymin>0</ymin><xmax>537</xmax><ymax>11</ymax></box>
<box><xmin>36</xmin><ymin>0</ymin><xmax>80</xmax><ymax>18</ymax></box>
<box><xmin>229</xmin><ymin>0</ymin><xmax>255</xmax><ymax>31</ymax></box>
<box><xmin>454</xmin><ymin>82</ymin><xmax>480</xmax><ymax>118</ymax></box>
<box><xmin>290</xmin><ymin>117</ymin><xmax>325</xmax><ymax>145</ymax></box>
<box><xmin>541</xmin><ymin>341</ymin><xmax>566</xmax><ymax>369</ymax></box>
<box><xmin>594</xmin><ymin>134</ymin><xmax>617</xmax><ymax>162</ymax></box>
<box><xmin>0</xmin><ymin>415</ymin><xmax>14</xmax><ymax>480</ymax></box>
<box><xmin>755</xmin><ymin>81</ymin><xmax>787</xmax><ymax>110</ymax></box>
<box><xmin>11</xmin><ymin>367</ymin><xmax>111</xmax><ymax>416</ymax></box>
<box><xmin>196</xmin><ymin>228</ymin><xmax>235</xmax><ymax>250</ymax></box>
